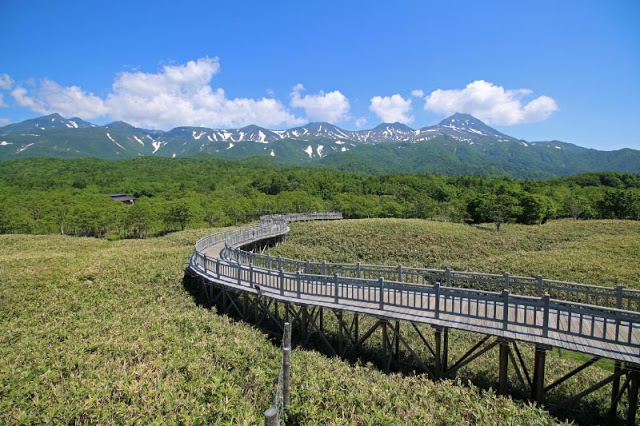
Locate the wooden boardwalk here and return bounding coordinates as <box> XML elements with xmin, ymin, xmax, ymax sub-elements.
<box><xmin>189</xmin><ymin>212</ymin><xmax>640</xmax><ymax>422</ymax></box>
<box><xmin>201</xmin><ymin>241</ymin><xmax>640</xmax><ymax>365</ymax></box>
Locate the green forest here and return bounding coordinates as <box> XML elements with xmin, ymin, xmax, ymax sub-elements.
<box><xmin>1</xmin><ymin>157</ymin><xmax>639</xmax><ymax>238</ymax></box>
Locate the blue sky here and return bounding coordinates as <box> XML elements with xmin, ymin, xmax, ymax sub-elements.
<box><xmin>0</xmin><ymin>0</ymin><xmax>638</xmax><ymax>150</ymax></box>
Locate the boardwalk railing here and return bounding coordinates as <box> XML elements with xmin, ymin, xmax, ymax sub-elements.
<box><xmin>191</xmin><ymin>213</ymin><xmax>640</xmax><ymax>363</ymax></box>
<box><xmin>265</xmin><ymin>323</ymin><xmax>292</xmax><ymax>426</ymax></box>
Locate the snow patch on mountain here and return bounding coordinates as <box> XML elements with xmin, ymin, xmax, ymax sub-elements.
<box><xmin>304</xmin><ymin>145</ymin><xmax>313</xmax><ymax>158</ymax></box>
<box><xmin>106</xmin><ymin>133</ymin><xmax>125</xmax><ymax>149</ymax></box>
<box><xmin>151</xmin><ymin>141</ymin><xmax>166</xmax><ymax>154</ymax></box>
<box><xmin>16</xmin><ymin>143</ymin><xmax>34</xmax><ymax>153</ymax></box>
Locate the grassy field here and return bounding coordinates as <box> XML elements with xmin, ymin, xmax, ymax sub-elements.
<box><xmin>266</xmin><ymin>218</ymin><xmax>640</xmax><ymax>423</ymax></box>
<box><xmin>0</xmin><ymin>229</ymin><xmax>557</xmax><ymax>424</ymax></box>
<box><xmin>269</xmin><ymin>218</ymin><xmax>640</xmax><ymax>288</ymax></box>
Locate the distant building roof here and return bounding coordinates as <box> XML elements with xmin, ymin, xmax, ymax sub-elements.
<box><xmin>108</xmin><ymin>194</ymin><xmax>137</xmax><ymax>203</ymax></box>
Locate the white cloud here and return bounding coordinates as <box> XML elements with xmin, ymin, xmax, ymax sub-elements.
<box><xmin>106</xmin><ymin>58</ymin><xmax>303</xmax><ymax>129</ymax></box>
<box><xmin>290</xmin><ymin>84</ymin><xmax>350</xmax><ymax>123</ymax></box>
<box><xmin>11</xmin><ymin>80</ymin><xmax>108</xmax><ymax>118</ymax></box>
<box><xmin>9</xmin><ymin>57</ymin><xmax>305</xmax><ymax>129</ymax></box>
<box><xmin>369</xmin><ymin>94</ymin><xmax>413</xmax><ymax>124</ymax></box>
<box><xmin>0</xmin><ymin>118</ymin><xmax>10</xmax><ymax>126</ymax></box>
<box><xmin>0</xmin><ymin>74</ymin><xmax>14</xmax><ymax>90</ymax></box>
<box><xmin>411</xmin><ymin>89</ymin><xmax>424</xmax><ymax>98</ymax></box>
<box><xmin>424</xmin><ymin>80</ymin><xmax>558</xmax><ymax>125</ymax></box>
<box><xmin>0</xmin><ymin>94</ymin><xmax>5</xmax><ymax>108</ymax></box>
<box><xmin>11</xmin><ymin>87</ymin><xmax>41</xmax><ymax>111</ymax></box>
<box><xmin>354</xmin><ymin>117</ymin><xmax>368</xmax><ymax>128</ymax></box>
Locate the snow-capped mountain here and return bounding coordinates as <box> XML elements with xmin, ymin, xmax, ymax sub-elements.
<box><xmin>415</xmin><ymin>113</ymin><xmax>517</xmax><ymax>143</ymax></box>
<box><xmin>0</xmin><ymin>113</ymin><xmax>96</xmax><ymax>135</ymax></box>
<box><xmin>1</xmin><ymin>112</ymin><xmax>639</xmax><ymax>178</ymax></box>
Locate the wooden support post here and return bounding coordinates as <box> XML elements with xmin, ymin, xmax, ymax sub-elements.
<box><xmin>242</xmin><ymin>293</ymin><xmax>248</xmax><ymax>321</ymax></box>
<box><xmin>283</xmin><ymin>322</ymin><xmax>291</xmax><ymax>408</ymax></box>
<box><xmin>499</xmin><ymin>340</ymin><xmax>509</xmax><ymax>395</ymax></box>
<box><xmin>382</xmin><ymin>321</ymin><xmax>389</xmax><ymax>373</ymax></box>
<box><xmin>609</xmin><ymin>361</ymin><xmax>622</xmax><ymax>422</ymax></box>
<box><xmin>354</xmin><ymin>314</ymin><xmax>359</xmax><ymax>344</ymax></box>
<box><xmin>338</xmin><ymin>310</ymin><xmax>344</xmax><ymax>356</ymax></box>
<box><xmin>319</xmin><ymin>308</ymin><xmax>324</xmax><ymax>332</ymax></box>
<box><xmin>394</xmin><ymin>321</ymin><xmax>400</xmax><ymax>359</ymax></box>
<box><xmin>301</xmin><ymin>306</ymin><xmax>308</xmax><ymax>339</ymax></box>
<box><xmin>628</xmin><ymin>370</ymin><xmax>639</xmax><ymax>426</ymax></box>
<box><xmin>442</xmin><ymin>327</ymin><xmax>449</xmax><ymax>374</ymax></box>
<box><xmin>222</xmin><ymin>289</ymin><xmax>227</xmax><ymax>313</ymax></box>
<box><xmin>531</xmin><ymin>346</ymin><xmax>547</xmax><ymax>404</ymax></box>
<box><xmin>264</xmin><ymin>408</ymin><xmax>277</xmax><ymax>426</ymax></box>
<box><xmin>434</xmin><ymin>327</ymin><xmax>442</xmax><ymax>378</ymax></box>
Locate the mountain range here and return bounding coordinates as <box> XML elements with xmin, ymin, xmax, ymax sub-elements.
<box><xmin>1</xmin><ymin>113</ymin><xmax>638</xmax><ymax>178</ymax></box>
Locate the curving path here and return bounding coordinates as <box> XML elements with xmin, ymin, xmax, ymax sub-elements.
<box><xmin>189</xmin><ymin>213</ymin><xmax>640</xmax><ymax>366</ymax></box>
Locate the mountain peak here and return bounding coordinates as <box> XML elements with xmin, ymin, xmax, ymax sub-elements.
<box><xmin>438</xmin><ymin>113</ymin><xmax>488</xmax><ymax>128</ymax></box>
<box><xmin>373</xmin><ymin>122</ymin><xmax>414</xmax><ymax>131</ymax></box>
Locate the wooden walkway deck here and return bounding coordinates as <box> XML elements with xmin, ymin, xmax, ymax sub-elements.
<box><xmin>200</xmin><ymin>241</ymin><xmax>640</xmax><ymax>365</ymax></box>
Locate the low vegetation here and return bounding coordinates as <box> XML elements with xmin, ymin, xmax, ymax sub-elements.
<box><xmin>269</xmin><ymin>218</ymin><xmax>640</xmax><ymax>288</ymax></box>
<box><xmin>0</xmin><ymin>229</ymin><xmax>557</xmax><ymax>424</ymax></box>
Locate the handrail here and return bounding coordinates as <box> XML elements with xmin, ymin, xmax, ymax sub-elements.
<box><xmin>190</xmin><ymin>213</ymin><xmax>640</xmax><ymax>362</ymax></box>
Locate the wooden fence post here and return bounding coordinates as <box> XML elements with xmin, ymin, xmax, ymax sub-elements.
<box><xmin>334</xmin><ymin>273</ymin><xmax>339</xmax><ymax>303</ymax></box>
<box><xmin>280</xmin><ymin>269</ymin><xmax>285</xmax><ymax>296</ymax></box>
<box><xmin>536</xmin><ymin>275</ymin><xmax>543</xmax><ymax>297</ymax></box>
<box><xmin>264</xmin><ymin>408</ymin><xmax>277</xmax><ymax>426</ymax></box>
<box><xmin>502</xmin><ymin>290</ymin><xmax>509</xmax><ymax>330</ymax></box>
<box><xmin>296</xmin><ymin>271</ymin><xmax>301</xmax><ymax>298</ymax></box>
<box><xmin>379</xmin><ymin>277</ymin><xmax>385</xmax><ymax>310</ymax></box>
<box><xmin>434</xmin><ymin>283</ymin><xmax>440</xmax><ymax>319</ymax></box>
<box><xmin>542</xmin><ymin>293</ymin><xmax>550</xmax><ymax>337</ymax></box>
<box><xmin>283</xmin><ymin>322</ymin><xmax>291</xmax><ymax>407</ymax></box>
<box><xmin>398</xmin><ymin>265</ymin><xmax>402</xmax><ymax>282</ymax></box>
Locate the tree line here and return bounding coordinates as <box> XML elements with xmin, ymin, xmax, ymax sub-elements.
<box><xmin>0</xmin><ymin>157</ymin><xmax>638</xmax><ymax>238</ymax></box>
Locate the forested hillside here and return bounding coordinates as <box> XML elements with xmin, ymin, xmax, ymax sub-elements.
<box><xmin>0</xmin><ymin>157</ymin><xmax>639</xmax><ymax>238</ymax></box>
